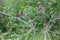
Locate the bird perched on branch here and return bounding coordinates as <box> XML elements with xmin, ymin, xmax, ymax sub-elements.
<box><xmin>17</xmin><ymin>11</ymin><xmax>24</xmax><ymax>17</ymax></box>
<box><xmin>38</xmin><ymin>5</ymin><xmax>45</xmax><ymax>13</ymax></box>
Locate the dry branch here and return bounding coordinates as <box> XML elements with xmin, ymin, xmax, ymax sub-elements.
<box><xmin>0</xmin><ymin>12</ymin><xmax>31</xmax><ymax>27</ymax></box>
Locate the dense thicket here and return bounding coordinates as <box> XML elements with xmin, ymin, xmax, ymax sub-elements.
<box><xmin>0</xmin><ymin>0</ymin><xmax>60</xmax><ymax>40</ymax></box>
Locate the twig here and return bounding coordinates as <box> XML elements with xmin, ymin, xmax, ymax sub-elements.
<box><xmin>52</xmin><ymin>17</ymin><xmax>60</xmax><ymax>21</ymax></box>
<box><xmin>44</xmin><ymin>12</ymin><xmax>56</xmax><ymax>35</ymax></box>
<box><xmin>49</xmin><ymin>30</ymin><xmax>60</xmax><ymax>35</ymax></box>
<box><xmin>46</xmin><ymin>12</ymin><xmax>59</xmax><ymax>31</ymax></box>
<box><xmin>28</xmin><ymin>16</ymin><xmax>38</xmax><ymax>24</ymax></box>
<box><xmin>25</xmin><ymin>26</ymin><xmax>35</xmax><ymax>40</ymax></box>
<box><xmin>43</xmin><ymin>9</ymin><xmax>57</xmax><ymax>40</ymax></box>
<box><xmin>0</xmin><ymin>12</ymin><xmax>31</xmax><ymax>27</ymax></box>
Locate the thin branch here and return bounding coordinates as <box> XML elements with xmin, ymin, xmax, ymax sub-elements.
<box><xmin>28</xmin><ymin>16</ymin><xmax>38</xmax><ymax>24</ymax></box>
<box><xmin>0</xmin><ymin>12</ymin><xmax>31</xmax><ymax>27</ymax></box>
<box><xmin>49</xmin><ymin>30</ymin><xmax>60</xmax><ymax>35</ymax></box>
<box><xmin>46</xmin><ymin>13</ymin><xmax>60</xmax><ymax>31</ymax></box>
<box><xmin>52</xmin><ymin>17</ymin><xmax>60</xmax><ymax>21</ymax></box>
<box><xmin>45</xmin><ymin>14</ymin><xmax>54</xmax><ymax>32</ymax></box>
<box><xmin>25</xmin><ymin>26</ymin><xmax>35</xmax><ymax>40</ymax></box>
<box><xmin>38</xmin><ymin>0</ymin><xmax>47</xmax><ymax>40</ymax></box>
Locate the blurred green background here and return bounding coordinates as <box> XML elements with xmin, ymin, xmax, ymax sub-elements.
<box><xmin>0</xmin><ymin>0</ymin><xmax>60</xmax><ymax>40</ymax></box>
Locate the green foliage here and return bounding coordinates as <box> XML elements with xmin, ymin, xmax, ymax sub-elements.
<box><xmin>0</xmin><ymin>0</ymin><xmax>60</xmax><ymax>40</ymax></box>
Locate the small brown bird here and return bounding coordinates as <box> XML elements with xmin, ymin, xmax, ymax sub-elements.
<box><xmin>17</xmin><ymin>11</ymin><xmax>23</xmax><ymax>17</ymax></box>
<box><xmin>25</xmin><ymin>14</ymin><xmax>30</xmax><ymax>19</ymax></box>
<box><xmin>38</xmin><ymin>5</ymin><xmax>45</xmax><ymax>13</ymax></box>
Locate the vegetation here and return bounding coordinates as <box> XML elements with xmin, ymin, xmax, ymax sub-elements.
<box><xmin>0</xmin><ymin>0</ymin><xmax>60</xmax><ymax>40</ymax></box>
